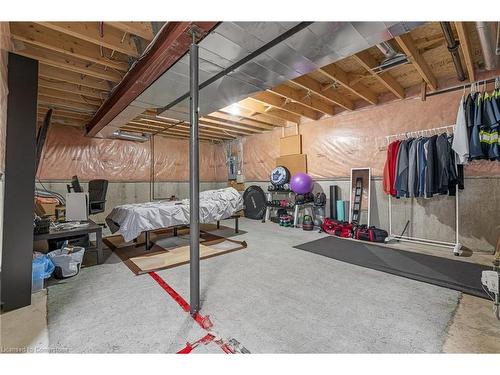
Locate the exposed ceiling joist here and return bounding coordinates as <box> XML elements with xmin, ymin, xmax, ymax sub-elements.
<box><xmin>395</xmin><ymin>33</ymin><xmax>438</xmax><ymax>91</ymax></box>
<box><xmin>15</xmin><ymin>44</ymin><xmax>122</xmax><ymax>82</ymax></box>
<box><xmin>37</xmin><ymin>115</ymin><xmax>84</xmax><ymax>128</ymax></box>
<box><xmin>268</xmin><ymin>85</ymin><xmax>335</xmax><ymax>116</ymax></box>
<box><xmin>38</xmin><ymin>95</ymin><xmax>99</xmax><ymax>113</ymax></box>
<box><xmin>291</xmin><ymin>75</ymin><xmax>354</xmax><ymax>111</ymax></box>
<box><xmin>352</xmin><ymin>51</ymin><xmax>406</xmax><ymax>99</ymax></box>
<box><xmin>239</xmin><ymin>98</ymin><xmax>300</xmax><ymax>123</ymax></box>
<box><xmin>251</xmin><ymin>91</ymin><xmax>323</xmax><ymax>120</ymax></box>
<box><xmin>216</xmin><ymin>109</ymin><xmax>285</xmax><ymax>128</ymax></box>
<box><xmin>203</xmin><ymin>113</ymin><xmax>273</xmax><ymax>131</ymax></box>
<box><xmin>122</xmin><ymin>125</ymin><xmax>219</xmax><ymax>142</ymax></box>
<box><xmin>38</xmin><ymin>87</ymin><xmax>103</xmax><ymax>106</ymax></box>
<box><xmin>319</xmin><ymin>63</ymin><xmax>378</xmax><ymax>104</ymax></box>
<box><xmin>10</xmin><ymin>23</ymin><xmax>129</xmax><ymax>71</ymax></box>
<box><xmin>454</xmin><ymin>22</ymin><xmax>476</xmax><ymax>82</ymax></box>
<box><xmin>104</xmin><ymin>22</ymin><xmax>155</xmax><ymax>41</ymax></box>
<box><xmin>199</xmin><ymin>118</ymin><xmax>259</xmax><ymax>134</ymax></box>
<box><xmin>38</xmin><ymin>64</ymin><xmax>112</xmax><ymax>91</ymax></box>
<box><xmin>38</xmin><ymin>106</ymin><xmax>92</xmax><ymax>122</ymax></box>
<box><xmin>128</xmin><ymin>120</ymin><xmax>235</xmax><ymax>139</ymax></box>
<box><xmin>37</xmin><ymin>22</ymin><xmax>140</xmax><ymax>57</ymax></box>
<box><xmin>38</xmin><ymin>78</ymin><xmax>109</xmax><ymax>100</ymax></box>
<box><xmin>138</xmin><ymin>117</ymin><xmax>251</xmax><ymax>136</ymax></box>
<box><xmin>123</xmin><ymin>123</ymin><xmax>230</xmax><ymax>140</ymax></box>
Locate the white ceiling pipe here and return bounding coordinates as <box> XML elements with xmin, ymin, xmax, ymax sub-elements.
<box><xmin>476</xmin><ymin>22</ymin><xmax>499</xmax><ymax>70</ymax></box>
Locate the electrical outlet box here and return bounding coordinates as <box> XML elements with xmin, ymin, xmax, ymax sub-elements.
<box><xmin>481</xmin><ymin>270</ymin><xmax>500</xmax><ymax>294</ymax></box>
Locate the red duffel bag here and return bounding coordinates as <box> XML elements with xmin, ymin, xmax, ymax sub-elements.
<box><xmin>321</xmin><ymin>218</ymin><xmax>353</xmax><ymax>238</ymax></box>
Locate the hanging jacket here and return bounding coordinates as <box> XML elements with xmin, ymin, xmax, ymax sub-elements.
<box><xmin>484</xmin><ymin>96</ymin><xmax>500</xmax><ymax>160</ymax></box>
<box><xmin>436</xmin><ymin>134</ymin><xmax>451</xmax><ymax>195</ymax></box>
<box><xmin>452</xmin><ymin>95</ymin><xmax>469</xmax><ymax>164</ymax></box>
<box><xmin>425</xmin><ymin>135</ymin><xmax>438</xmax><ymax>198</ymax></box>
<box><xmin>395</xmin><ymin>139</ymin><xmax>411</xmax><ymax>198</ymax></box>
<box><xmin>383</xmin><ymin>140</ymin><xmax>401</xmax><ymax>196</ymax></box>
<box><xmin>470</xmin><ymin>94</ymin><xmax>485</xmax><ymax>159</ymax></box>
<box><xmin>407</xmin><ymin>138</ymin><xmax>419</xmax><ymax>197</ymax></box>
<box><xmin>417</xmin><ymin>138</ymin><xmax>428</xmax><ymax>197</ymax></box>
<box><xmin>447</xmin><ymin>135</ymin><xmax>459</xmax><ymax>196</ymax></box>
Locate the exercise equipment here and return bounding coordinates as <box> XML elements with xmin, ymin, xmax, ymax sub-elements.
<box><xmin>351</xmin><ymin>177</ymin><xmax>364</xmax><ymax>224</ymax></box>
<box><xmin>329</xmin><ymin>185</ymin><xmax>340</xmax><ymax>219</ymax></box>
<box><xmin>270</xmin><ymin>166</ymin><xmax>291</xmax><ymax>186</ymax></box>
<box><xmin>290</xmin><ymin>172</ymin><xmax>313</xmax><ymax>194</ymax></box>
<box><xmin>302</xmin><ymin>215</ymin><xmax>314</xmax><ymax>231</ymax></box>
<box><xmin>243</xmin><ymin>185</ymin><xmax>267</xmax><ymax>220</ymax></box>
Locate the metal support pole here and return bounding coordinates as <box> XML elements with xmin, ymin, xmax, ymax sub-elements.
<box><xmin>189</xmin><ymin>36</ymin><xmax>200</xmax><ymax>315</ymax></box>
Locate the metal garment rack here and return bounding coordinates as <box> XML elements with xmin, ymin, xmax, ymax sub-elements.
<box><xmin>385</xmin><ymin>124</ymin><xmax>463</xmax><ymax>256</ymax></box>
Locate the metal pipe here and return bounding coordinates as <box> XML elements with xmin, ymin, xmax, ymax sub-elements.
<box><xmin>476</xmin><ymin>22</ymin><xmax>498</xmax><ymax>70</ymax></box>
<box><xmin>189</xmin><ymin>38</ymin><xmax>200</xmax><ymax>315</ymax></box>
<box><xmin>427</xmin><ymin>77</ymin><xmax>497</xmax><ymax>97</ymax></box>
<box><xmin>391</xmin><ymin>234</ymin><xmax>456</xmax><ymax>246</ymax></box>
<box><xmin>389</xmin><ymin>236</ymin><xmax>456</xmax><ymax>249</ymax></box>
<box><xmin>440</xmin><ymin>22</ymin><xmax>466</xmax><ymax>81</ymax></box>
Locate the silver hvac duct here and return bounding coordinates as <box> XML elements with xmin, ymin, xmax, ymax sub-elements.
<box><xmin>440</xmin><ymin>22</ymin><xmax>466</xmax><ymax>81</ymax></box>
<box><xmin>111</xmin><ymin>130</ymin><xmax>149</xmax><ymax>142</ymax></box>
<box><xmin>476</xmin><ymin>22</ymin><xmax>499</xmax><ymax>70</ymax></box>
<box><xmin>373</xmin><ymin>41</ymin><xmax>409</xmax><ymax>73</ymax></box>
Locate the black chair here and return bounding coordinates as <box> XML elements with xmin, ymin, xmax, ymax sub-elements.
<box><xmin>67</xmin><ymin>175</ymin><xmax>83</xmax><ymax>193</ymax></box>
<box><xmin>88</xmin><ymin>179</ymin><xmax>108</xmax><ymax>216</ymax></box>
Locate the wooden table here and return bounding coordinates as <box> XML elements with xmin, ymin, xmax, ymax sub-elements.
<box><xmin>34</xmin><ymin>219</ymin><xmax>103</xmax><ymax>264</ymax></box>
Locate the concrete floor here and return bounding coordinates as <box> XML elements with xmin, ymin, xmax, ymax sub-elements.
<box><xmin>2</xmin><ymin>218</ymin><xmax>499</xmax><ymax>353</ymax></box>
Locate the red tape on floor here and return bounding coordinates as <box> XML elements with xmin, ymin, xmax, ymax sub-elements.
<box><xmin>177</xmin><ymin>333</ymin><xmax>215</xmax><ymax>354</ymax></box>
<box><xmin>148</xmin><ymin>271</ymin><xmax>233</xmax><ymax>354</ymax></box>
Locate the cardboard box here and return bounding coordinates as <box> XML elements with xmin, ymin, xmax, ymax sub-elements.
<box><xmin>276</xmin><ymin>154</ymin><xmax>307</xmax><ymax>176</ymax></box>
<box><xmin>279</xmin><ymin>134</ymin><xmax>302</xmax><ymax>156</ymax></box>
<box><xmin>34</xmin><ymin>199</ymin><xmax>58</xmax><ymax>217</ymax></box>
<box><xmin>228</xmin><ymin>180</ymin><xmax>245</xmax><ymax>191</ymax></box>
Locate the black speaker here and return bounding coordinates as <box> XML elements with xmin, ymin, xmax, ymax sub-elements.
<box><xmin>329</xmin><ymin>185</ymin><xmax>340</xmax><ymax>220</ymax></box>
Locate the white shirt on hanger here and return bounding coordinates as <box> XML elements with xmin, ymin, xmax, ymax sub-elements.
<box><xmin>452</xmin><ymin>95</ymin><xmax>469</xmax><ymax>164</ymax></box>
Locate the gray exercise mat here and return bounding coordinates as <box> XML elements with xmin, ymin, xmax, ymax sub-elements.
<box><xmin>294</xmin><ymin>236</ymin><xmax>491</xmax><ymax>299</ymax></box>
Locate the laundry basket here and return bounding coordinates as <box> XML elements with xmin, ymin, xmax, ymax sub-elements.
<box><xmin>47</xmin><ymin>246</ymin><xmax>85</xmax><ymax>279</ymax></box>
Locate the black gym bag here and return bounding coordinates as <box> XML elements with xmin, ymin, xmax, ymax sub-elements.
<box><xmin>243</xmin><ymin>185</ymin><xmax>267</xmax><ymax>220</ymax></box>
<box><xmin>353</xmin><ymin>225</ymin><xmax>388</xmax><ymax>243</ymax></box>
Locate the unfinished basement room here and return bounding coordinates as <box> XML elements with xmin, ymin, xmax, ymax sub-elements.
<box><xmin>1</xmin><ymin>1</ymin><xmax>500</xmax><ymax>372</ymax></box>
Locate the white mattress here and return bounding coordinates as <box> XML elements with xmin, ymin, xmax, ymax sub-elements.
<box><xmin>105</xmin><ymin>187</ymin><xmax>243</xmax><ymax>242</ymax></box>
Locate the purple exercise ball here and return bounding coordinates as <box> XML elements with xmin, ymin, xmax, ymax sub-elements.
<box><xmin>290</xmin><ymin>173</ymin><xmax>313</xmax><ymax>194</ymax></box>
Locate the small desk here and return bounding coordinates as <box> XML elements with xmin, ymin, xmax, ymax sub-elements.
<box><xmin>34</xmin><ymin>219</ymin><xmax>103</xmax><ymax>264</ymax></box>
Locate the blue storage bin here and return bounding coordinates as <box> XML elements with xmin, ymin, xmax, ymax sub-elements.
<box><xmin>32</xmin><ymin>255</ymin><xmax>55</xmax><ymax>293</ymax></box>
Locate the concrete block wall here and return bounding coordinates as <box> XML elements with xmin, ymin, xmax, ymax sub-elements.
<box><xmin>37</xmin><ymin>181</ymin><xmax>227</xmax><ymax>225</ymax></box>
<box><xmin>245</xmin><ymin>176</ymin><xmax>500</xmax><ymax>253</ymax></box>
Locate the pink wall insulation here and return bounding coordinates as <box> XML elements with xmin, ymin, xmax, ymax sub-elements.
<box><xmin>37</xmin><ymin>125</ymin><xmax>227</xmax><ymax>182</ymax></box>
<box><xmin>242</xmin><ymin>89</ymin><xmax>500</xmax><ymax>180</ymax></box>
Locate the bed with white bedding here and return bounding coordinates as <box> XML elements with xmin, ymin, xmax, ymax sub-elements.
<box><xmin>105</xmin><ymin>187</ymin><xmax>243</xmax><ymax>242</ymax></box>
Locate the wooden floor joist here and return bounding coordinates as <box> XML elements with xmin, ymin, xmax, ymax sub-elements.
<box><xmin>395</xmin><ymin>33</ymin><xmax>438</xmax><ymax>91</ymax></box>
<box><xmin>352</xmin><ymin>51</ymin><xmax>405</xmax><ymax>99</ymax></box>
<box><xmin>251</xmin><ymin>91</ymin><xmax>323</xmax><ymax>120</ymax></box>
<box><xmin>37</xmin><ymin>22</ymin><xmax>140</xmax><ymax>57</ymax></box>
<box><xmin>15</xmin><ymin>43</ymin><xmax>123</xmax><ymax>82</ymax></box>
<box><xmin>38</xmin><ymin>64</ymin><xmax>113</xmax><ymax>91</ymax></box>
<box><xmin>38</xmin><ymin>78</ymin><xmax>109</xmax><ymax>100</ymax></box>
<box><xmin>268</xmin><ymin>84</ymin><xmax>336</xmax><ymax>116</ymax></box>
<box><xmin>291</xmin><ymin>75</ymin><xmax>354</xmax><ymax>111</ymax></box>
<box><xmin>319</xmin><ymin>63</ymin><xmax>378</xmax><ymax>105</ymax></box>
<box><xmin>10</xmin><ymin>23</ymin><xmax>129</xmax><ymax>72</ymax></box>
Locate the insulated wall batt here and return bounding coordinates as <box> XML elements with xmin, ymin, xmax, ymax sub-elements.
<box><xmin>38</xmin><ymin>125</ymin><xmax>226</xmax><ymax>182</ymax></box>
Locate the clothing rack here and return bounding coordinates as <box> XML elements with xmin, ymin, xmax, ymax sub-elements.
<box><xmin>386</xmin><ymin>124</ymin><xmax>462</xmax><ymax>256</ymax></box>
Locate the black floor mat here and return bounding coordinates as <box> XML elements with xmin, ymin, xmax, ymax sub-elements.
<box><xmin>294</xmin><ymin>236</ymin><xmax>492</xmax><ymax>299</ymax></box>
